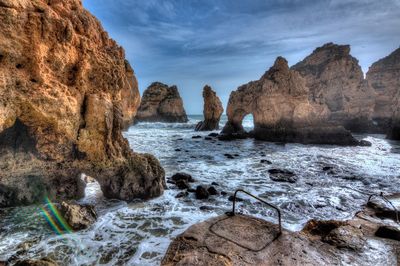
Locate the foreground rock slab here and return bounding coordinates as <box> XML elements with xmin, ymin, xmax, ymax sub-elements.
<box><xmin>59</xmin><ymin>201</ymin><xmax>97</xmax><ymax>230</ymax></box>
<box><xmin>162</xmin><ymin>207</ymin><xmax>400</xmax><ymax>265</ymax></box>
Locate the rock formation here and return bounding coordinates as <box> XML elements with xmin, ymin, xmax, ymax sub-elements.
<box><xmin>59</xmin><ymin>201</ymin><xmax>97</xmax><ymax>230</ymax></box>
<box><xmin>162</xmin><ymin>198</ymin><xmax>400</xmax><ymax>265</ymax></box>
<box><xmin>195</xmin><ymin>85</ymin><xmax>224</xmax><ymax>131</ymax></box>
<box><xmin>366</xmin><ymin>47</ymin><xmax>400</xmax><ymax>134</ymax></box>
<box><xmin>221</xmin><ymin>57</ymin><xmax>360</xmax><ymax>145</ymax></box>
<box><xmin>0</xmin><ymin>0</ymin><xmax>165</xmax><ymax>207</ymax></box>
<box><xmin>292</xmin><ymin>43</ymin><xmax>376</xmax><ymax>132</ymax></box>
<box><xmin>135</xmin><ymin>82</ymin><xmax>188</xmax><ymax>123</ymax></box>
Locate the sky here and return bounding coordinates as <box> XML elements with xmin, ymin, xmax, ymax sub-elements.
<box><xmin>83</xmin><ymin>0</ymin><xmax>400</xmax><ymax>114</ymax></box>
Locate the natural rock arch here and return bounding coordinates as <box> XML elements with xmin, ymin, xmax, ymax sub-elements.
<box><xmin>221</xmin><ymin>57</ymin><xmax>361</xmax><ymax>145</ymax></box>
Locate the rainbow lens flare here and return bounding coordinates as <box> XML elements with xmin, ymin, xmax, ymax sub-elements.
<box><xmin>40</xmin><ymin>197</ymin><xmax>73</xmax><ymax>235</ymax></box>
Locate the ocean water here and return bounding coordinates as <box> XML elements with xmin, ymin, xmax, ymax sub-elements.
<box><xmin>1</xmin><ymin>115</ymin><xmax>400</xmax><ymax>265</ymax></box>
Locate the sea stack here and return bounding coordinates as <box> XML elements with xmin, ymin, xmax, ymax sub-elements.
<box><xmin>0</xmin><ymin>0</ymin><xmax>165</xmax><ymax>207</ymax></box>
<box><xmin>366</xmin><ymin>47</ymin><xmax>400</xmax><ymax>132</ymax></box>
<box><xmin>221</xmin><ymin>57</ymin><xmax>359</xmax><ymax>145</ymax></box>
<box><xmin>195</xmin><ymin>85</ymin><xmax>224</xmax><ymax>131</ymax></box>
<box><xmin>135</xmin><ymin>82</ymin><xmax>188</xmax><ymax>123</ymax></box>
<box><xmin>292</xmin><ymin>43</ymin><xmax>375</xmax><ymax>132</ymax></box>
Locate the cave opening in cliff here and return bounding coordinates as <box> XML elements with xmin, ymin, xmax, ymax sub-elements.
<box><xmin>81</xmin><ymin>174</ymin><xmax>104</xmax><ymax>200</ymax></box>
<box><xmin>242</xmin><ymin>114</ymin><xmax>254</xmax><ymax>132</ymax></box>
<box><xmin>0</xmin><ymin>118</ymin><xmax>38</xmax><ymax>155</ymax></box>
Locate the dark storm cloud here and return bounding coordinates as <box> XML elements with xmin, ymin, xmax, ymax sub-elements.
<box><xmin>83</xmin><ymin>0</ymin><xmax>400</xmax><ymax>114</ymax></box>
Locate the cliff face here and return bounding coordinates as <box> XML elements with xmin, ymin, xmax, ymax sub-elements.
<box><xmin>135</xmin><ymin>82</ymin><xmax>188</xmax><ymax>123</ymax></box>
<box><xmin>195</xmin><ymin>85</ymin><xmax>224</xmax><ymax>131</ymax></box>
<box><xmin>388</xmin><ymin>91</ymin><xmax>400</xmax><ymax>140</ymax></box>
<box><xmin>221</xmin><ymin>57</ymin><xmax>359</xmax><ymax>145</ymax></box>
<box><xmin>0</xmin><ymin>0</ymin><xmax>165</xmax><ymax>207</ymax></box>
<box><xmin>292</xmin><ymin>43</ymin><xmax>375</xmax><ymax>132</ymax></box>
<box><xmin>366</xmin><ymin>47</ymin><xmax>400</xmax><ymax>131</ymax></box>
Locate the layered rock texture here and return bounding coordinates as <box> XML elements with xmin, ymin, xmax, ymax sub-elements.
<box><xmin>195</xmin><ymin>85</ymin><xmax>224</xmax><ymax>131</ymax></box>
<box><xmin>388</xmin><ymin>94</ymin><xmax>400</xmax><ymax>140</ymax></box>
<box><xmin>135</xmin><ymin>82</ymin><xmax>188</xmax><ymax>123</ymax></box>
<box><xmin>292</xmin><ymin>43</ymin><xmax>375</xmax><ymax>132</ymax></box>
<box><xmin>0</xmin><ymin>0</ymin><xmax>165</xmax><ymax>207</ymax></box>
<box><xmin>221</xmin><ymin>57</ymin><xmax>359</xmax><ymax>145</ymax></box>
<box><xmin>366</xmin><ymin>47</ymin><xmax>400</xmax><ymax>137</ymax></box>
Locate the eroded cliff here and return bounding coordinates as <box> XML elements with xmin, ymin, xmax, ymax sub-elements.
<box><xmin>221</xmin><ymin>57</ymin><xmax>360</xmax><ymax>145</ymax></box>
<box><xmin>292</xmin><ymin>43</ymin><xmax>375</xmax><ymax>132</ymax></box>
<box><xmin>367</xmin><ymin>47</ymin><xmax>400</xmax><ymax>132</ymax></box>
<box><xmin>135</xmin><ymin>82</ymin><xmax>188</xmax><ymax>123</ymax></box>
<box><xmin>0</xmin><ymin>0</ymin><xmax>165</xmax><ymax>207</ymax></box>
<box><xmin>195</xmin><ymin>85</ymin><xmax>223</xmax><ymax>131</ymax></box>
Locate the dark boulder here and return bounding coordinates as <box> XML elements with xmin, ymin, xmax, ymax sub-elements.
<box><xmin>195</xmin><ymin>186</ymin><xmax>209</xmax><ymax>200</ymax></box>
<box><xmin>268</xmin><ymin>169</ymin><xmax>297</xmax><ymax>183</ymax></box>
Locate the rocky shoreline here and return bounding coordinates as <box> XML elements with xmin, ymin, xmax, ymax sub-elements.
<box><xmin>162</xmin><ymin>193</ymin><xmax>400</xmax><ymax>265</ymax></box>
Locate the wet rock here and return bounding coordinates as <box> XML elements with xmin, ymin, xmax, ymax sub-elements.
<box><xmin>174</xmin><ymin>148</ymin><xmax>181</xmax><ymax>152</ymax></box>
<box><xmin>195</xmin><ymin>186</ymin><xmax>209</xmax><ymax>200</ymax></box>
<box><xmin>375</xmin><ymin>226</ymin><xmax>400</xmax><ymax>241</ymax></box>
<box><xmin>260</xmin><ymin>159</ymin><xmax>272</xmax><ymax>164</ymax></box>
<box><xmin>171</xmin><ymin>173</ymin><xmax>195</xmax><ymax>183</ymax></box>
<box><xmin>14</xmin><ymin>258</ymin><xmax>58</xmax><ymax>266</ymax></box>
<box><xmin>59</xmin><ymin>201</ymin><xmax>97</xmax><ymax>230</ymax></box>
<box><xmin>211</xmin><ymin>182</ymin><xmax>220</xmax><ymax>186</ymax></box>
<box><xmin>228</xmin><ymin>195</ymin><xmax>244</xmax><ymax>202</ymax></box>
<box><xmin>268</xmin><ymin>169</ymin><xmax>297</xmax><ymax>183</ymax></box>
<box><xmin>199</xmin><ymin>206</ymin><xmax>214</xmax><ymax>211</ymax></box>
<box><xmin>322</xmin><ymin>166</ymin><xmax>334</xmax><ymax>171</ymax></box>
<box><xmin>135</xmin><ymin>82</ymin><xmax>188</xmax><ymax>123</ymax></box>
<box><xmin>208</xmin><ymin>133</ymin><xmax>219</xmax><ymax>137</ymax></box>
<box><xmin>221</xmin><ymin>191</ymin><xmax>227</xmax><ymax>196</ymax></box>
<box><xmin>204</xmin><ymin>137</ymin><xmax>213</xmax><ymax>140</ymax></box>
<box><xmin>224</xmin><ymin>153</ymin><xmax>235</xmax><ymax>159</ymax></box>
<box><xmin>175</xmin><ymin>192</ymin><xmax>189</xmax><ymax>199</ymax></box>
<box><xmin>166</xmin><ymin>180</ymin><xmax>176</xmax><ymax>185</ymax></box>
<box><xmin>187</xmin><ymin>188</ymin><xmax>196</xmax><ymax>193</ymax></box>
<box><xmin>192</xmin><ymin>135</ymin><xmax>202</xmax><ymax>139</ymax></box>
<box><xmin>323</xmin><ymin>225</ymin><xmax>366</xmax><ymax>251</ymax></box>
<box><xmin>207</xmin><ymin>186</ymin><xmax>218</xmax><ymax>195</ymax></box>
<box><xmin>195</xmin><ymin>85</ymin><xmax>224</xmax><ymax>131</ymax></box>
<box><xmin>359</xmin><ymin>140</ymin><xmax>372</xmax><ymax>147</ymax></box>
<box><xmin>175</xmin><ymin>180</ymin><xmax>190</xmax><ymax>190</ymax></box>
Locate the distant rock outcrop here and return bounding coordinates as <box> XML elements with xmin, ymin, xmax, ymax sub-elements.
<box><xmin>135</xmin><ymin>82</ymin><xmax>188</xmax><ymax>123</ymax></box>
<box><xmin>366</xmin><ymin>47</ymin><xmax>400</xmax><ymax>132</ymax></box>
<box><xmin>292</xmin><ymin>43</ymin><xmax>375</xmax><ymax>132</ymax></box>
<box><xmin>221</xmin><ymin>57</ymin><xmax>360</xmax><ymax>145</ymax></box>
<box><xmin>0</xmin><ymin>0</ymin><xmax>165</xmax><ymax>207</ymax></box>
<box><xmin>195</xmin><ymin>85</ymin><xmax>224</xmax><ymax>131</ymax></box>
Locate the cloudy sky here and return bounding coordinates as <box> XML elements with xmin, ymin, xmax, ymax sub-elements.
<box><xmin>83</xmin><ymin>0</ymin><xmax>400</xmax><ymax>114</ymax></box>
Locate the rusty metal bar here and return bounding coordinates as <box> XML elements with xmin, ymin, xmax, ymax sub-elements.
<box><xmin>226</xmin><ymin>189</ymin><xmax>282</xmax><ymax>235</ymax></box>
<box><xmin>367</xmin><ymin>192</ymin><xmax>399</xmax><ymax>223</ymax></box>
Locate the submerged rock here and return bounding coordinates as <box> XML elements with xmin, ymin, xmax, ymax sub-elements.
<box><xmin>59</xmin><ymin>201</ymin><xmax>97</xmax><ymax>230</ymax></box>
<box><xmin>195</xmin><ymin>186</ymin><xmax>209</xmax><ymax>200</ymax></box>
<box><xmin>135</xmin><ymin>82</ymin><xmax>188</xmax><ymax>123</ymax></box>
<box><xmin>366</xmin><ymin>47</ymin><xmax>400</xmax><ymax>131</ymax></box>
<box><xmin>0</xmin><ymin>0</ymin><xmax>165</xmax><ymax>207</ymax></box>
<box><xmin>268</xmin><ymin>169</ymin><xmax>297</xmax><ymax>183</ymax></box>
<box><xmin>292</xmin><ymin>43</ymin><xmax>376</xmax><ymax>132</ymax></box>
<box><xmin>221</xmin><ymin>57</ymin><xmax>360</xmax><ymax>145</ymax></box>
<box><xmin>171</xmin><ymin>173</ymin><xmax>195</xmax><ymax>183</ymax></box>
<box><xmin>14</xmin><ymin>258</ymin><xmax>58</xmax><ymax>266</ymax></box>
<box><xmin>195</xmin><ymin>85</ymin><xmax>224</xmax><ymax>131</ymax></box>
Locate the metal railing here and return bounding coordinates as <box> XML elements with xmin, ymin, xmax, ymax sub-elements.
<box><xmin>367</xmin><ymin>192</ymin><xmax>399</xmax><ymax>223</ymax></box>
<box><xmin>226</xmin><ymin>189</ymin><xmax>282</xmax><ymax>236</ymax></box>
